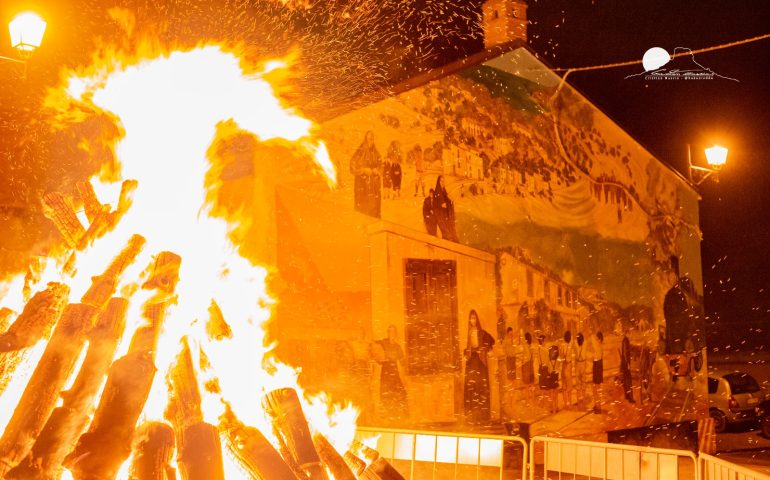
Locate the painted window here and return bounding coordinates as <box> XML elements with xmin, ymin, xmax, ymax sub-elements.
<box><xmin>403</xmin><ymin>259</ymin><xmax>459</xmax><ymax>375</ymax></box>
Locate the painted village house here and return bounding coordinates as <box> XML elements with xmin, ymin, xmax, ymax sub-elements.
<box><xmin>212</xmin><ymin>0</ymin><xmax>708</xmax><ymax>440</ymax></box>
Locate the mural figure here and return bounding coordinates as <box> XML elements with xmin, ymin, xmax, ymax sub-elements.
<box><xmin>463</xmin><ymin>309</ymin><xmax>495</xmax><ymax>424</ymax></box>
<box><xmin>536</xmin><ymin>334</ymin><xmax>558</xmax><ymax>414</ymax></box>
<box><xmin>591</xmin><ymin>331</ymin><xmax>604</xmax><ymax>414</ymax></box>
<box><xmin>503</xmin><ymin>326</ymin><xmax>517</xmax><ymax>382</ymax></box>
<box><xmin>411</xmin><ymin>144</ymin><xmax>426</xmax><ymax>197</ymax></box>
<box><xmin>663</xmin><ymin>264</ymin><xmax>704</xmax><ymax>382</ymax></box>
<box><xmin>382</xmin><ymin>145</ymin><xmax>393</xmax><ymax>200</ymax></box>
<box><xmin>374</xmin><ymin>325</ymin><xmax>408</xmax><ymax>422</ymax></box>
<box><xmin>386</xmin><ymin>141</ymin><xmax>403</xmax><ymax>199</ymax></box>
<box><xmin>496</xmin><ymin>306</ymin><xmax>508</xmax><ymax>342</ymax></box>
<box><xmin>433</xmin><ymin>175</ymin><xmax>458</xmax><ymax>242</ymax></box>
<box><xmin>350</xmin><ymin>130</ymin><xmax>382</xmax><ymax>218</ymax></box>
<box><xmin>639</xmin><ymin>341</ymin><xmax>656</xmax><ymax>404</ymax></box>
<box><xmin>422</xmin><ymin>188</ymin><xmax>437</xmax><ymax>235</ymax></box>
<box><xmin>559</xmin><ymin>330</ymin><xmax>574</xmax><ymax>408</ymax></box>
<box><xmin>502</xmin><ymin>327</ymin><xmax>517</xmax><ymax>407</ymax></box>
<box><xmin>574</xmin><ymin>332</ymin><xmax>587</xmax><ymax>405</ymax></box>
<box><xmin>620</xmin><ymin>330</ymin><xmax>635</xmax><ymax>403</ymax></box>
<box><xmin>522</xmin><ymin>331</ymin><xmax>535</xmax><ymax>402</ymax></box>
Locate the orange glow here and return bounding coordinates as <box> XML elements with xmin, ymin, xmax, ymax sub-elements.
<box><xmin>0</xmin><ymin>31</ymin><xmax>352</xmax><ymax>477</ymax></box>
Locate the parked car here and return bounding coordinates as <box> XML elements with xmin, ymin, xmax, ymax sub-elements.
<box><xmin>708</xmin><ymin>370</ymin><xmax>764</xmax><ymax>433</ymax></box>
<box><xmin>756</xmin><ymin>398</ymin><xmax>770</xmax><ymax>438</ymax></box>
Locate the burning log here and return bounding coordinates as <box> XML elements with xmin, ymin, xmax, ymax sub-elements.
<box><xmin>6</xmin><ymin>298</ymin><xmax>129</xmax><ymax>479</ymax></box>
<box><xmin>343</xmin><ymin>451</ymin><xmax>366</xmax><ymax>477</ymax></box>
<box><xmin>42</xmin><ymin>192</ymin><xmax>85</xmax><ymax>249</ymax></box>
<box><xmin>130</xmin><ymin>422</ymin><xmax>176</xmax><ymax>480</ymax></box>
<box><xmin>178</xmin><ymin>422</ymin><xmax>225</xmax><ymax>480</ymax></box>
<box><xmin>64</xmin><ymin>325</ymin><xmax>159</xmax><ymax>480</ymax></box>
<box><xmin>313</xmin><ymin>433</ymin><xmax>357</xmax><ymax>480</ymax></box>
<box><xmin>65</xmin><ymin>252</ymin><xmax>181</xmax><ymax>480</ymax></box>
<box><xmin>221</xmin><ymin>408</ymin><xmax>301</xmax><ymax>480</ymax></box>
<box><xmin>81</xmin><ymin>234</ymin><xmax>146</xmax><ymax>308</ymax></box>
<box><xmin>0</xmin><ymin>307</ymin><xmax>13</xmax><ymax>330</ymax></box>
<box><xmin>0</xmin><ymin>303</ymin><xmax>95</xmax><ymax>477</ymax></box>
<box><xmin>263</xmin><ymin>388</ymin><xmax>329</xmax><ymax>480</ymax></box>
<box><xmin>0</xmin><ymin>282</ymin><xmax>69</xmax><ymax>353</ymax></box>
<box><xmin>352</xmin><ymin>441</ymin><xmax>406</xmax><ymax>480</ymax></box>
<box><xmin>76</xmin><ymin>181</ymin><xmax>105</xmax><ymax>224</ymax></box>
<box><xmin>359</xmin><ymin>459</ymin><xmax>406</xmax><ymax>480</ymax></box>
<box><xmin>44</xmin><ymin>180</ymin><xmax>138</xmax><ymax>252</ymax></box>
<box><xmin>166</xmin><ymin>338</ymin><xmax>203</xmax><ymax>446</ymax></box>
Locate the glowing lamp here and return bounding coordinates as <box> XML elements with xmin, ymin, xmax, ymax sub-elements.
<box><xmin>704</xmin><ymin>145</ymin><xmax>728</xmax><ymax>169</ymax></box>
<box><xmin>9</xmin><ymin>11</ymin><xmax>47</xmax><ymax>57</ymax></box>
<box><xmin>688</xmin><ymin>143</ymin><xmax>728</xmax><ymax>185</ymax></box>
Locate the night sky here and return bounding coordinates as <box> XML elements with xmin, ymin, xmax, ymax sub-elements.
<box><xmin>1</xmin><ymin>0</ymin><xmax>768</xmax><ymax>348</ymax></box>
<box><xmin>520</xmin><ymin>0</ymin><xmax>770</xmax><ymax>349</ymax></box>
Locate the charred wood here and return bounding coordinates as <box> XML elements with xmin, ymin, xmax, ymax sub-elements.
<box><xmin>178</xmin><ymin>422</ymin><xmax>224</xmax><ymax>480</ymax></box>
<box><xmin>313</xmin><ymin>433</ymin><xmax>356</xmax><ymax>480</ymax></box>
<box><xmin>263</xmin><ymin>388</ymin><xmax>328</xmax><ymax>480</ymax></box>
<box><xmin>0</xmin><ymin>282</ymin><xmax>69</xmax><ymax>353</ymax></box>
<box><xmin>351</xmin><ymin>441</ymin><xmax>405</xmax><ymax>480</ymax></box>
<box><xmin>7</xmin><ymin>298</ymin><xmax>129</xmax><ymax>479</ymax></box>
<box><xmin>42</xmin><ymin>192</ymin><xmax>85</xmax><ymax>249</ymax></box>
<box><xmin>360</xmin><ymin>459</ymin><xmax>406</xmax><ymax>480</ymax></box>
<box><xmin>343</xmin><ymin>451</ymin><xmax>366</xmax><ymax>477</ymax></box>
<box><xmin>0</xmin><ymin>303</ymin><xmax>94</xmax><ymax>477</ymax></box>
<box><xmin>130</xmin><ymin>422</ymin><xmax>176</xmax><ymax>480</ymax></box>
<box><xmin>165</xmin><ymin>338</ymin><xmax>203</xmax><ymax>453</ymax></box>
<box><xmin>351</xmin><ymin>440</ymin><xmax>378</xmax><ymax>463</ymax></box>
<box><xmin>64</xmin><ymin>325</ymin><xmax>159</xmax><ymax>480</ymax></box>
<box><xmin>221</xmin><ymin>409</ymin><xmax>300</xmax><ymax>480</ymax></box>
<box><xmin>0</xmin><ymin>307</ymin><xmax>13</xmax><ymax>331</ymax></box>
<box><xmin>75</xmin><ymin>181</ymin><xmax>104</xmax><ymax>224</ymax></box>
<box><xmin>81</xmin><ymin>234</ymin><xmax>146</xmax><ymax>308</ymax></box>
<box><xmin>65</xmin><ymin>250</ymin><xmax>181</xmax><ymax>480</ymax></box>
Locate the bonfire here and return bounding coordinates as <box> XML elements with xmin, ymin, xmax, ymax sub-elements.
<box><xmin>0</xmin><ymin>33</ymin><xmax>401</xmax><ymax>480</ymax></box>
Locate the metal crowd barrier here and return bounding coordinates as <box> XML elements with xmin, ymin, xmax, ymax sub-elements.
<box><xmin>355</xmin><ymin>426</ymin><xmax>529</xmax><ymax>480</ymax></box>
<box><xmin>354</xmin><ymin>428</ymin><xmax>770</xmax><ymax>480</ymax></box>
<box><xmin>529</xmin><ymin>435</ymin><xmax>699</xmax><ymax>480</ymax></box>
<box><xmin>699</xmin><ymin>453</ymin><xmax>770</xmax><ymax>480</ymax></box>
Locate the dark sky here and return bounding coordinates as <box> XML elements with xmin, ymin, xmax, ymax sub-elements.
<box><xmin>1</xmin><ymin>0</ymin><xmax>768</xmax><ymax>344</ymax></box>
<box><xmin>518</xmin><ymin>0</ymin><xmax>770</xmax><ymax>344</ymax></box>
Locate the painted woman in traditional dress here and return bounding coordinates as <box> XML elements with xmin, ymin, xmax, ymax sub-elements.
<box><xmin>376</xmin><ymin>325</ymin><xmax>408</xmax><ymax>421</ymax></box>
<box><xmin>463</xmin><ymin>309</ymin><xmax>495</xmax><ymax>424</ymax></box>
<box><xmin>432</xmin><ymin>175</ymin><xmax>458</xmax><ymax>241</ymax></box>
<box><xmin>349</xmin><ymin>131</ymin><xmax>382</xmax><ymax>217</ymax></box>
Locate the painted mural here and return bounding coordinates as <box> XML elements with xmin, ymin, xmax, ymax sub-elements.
<box><xmin>269</xmin><ymin>47</ymin><xmax>707</xmax><ymax>439</ymax></box>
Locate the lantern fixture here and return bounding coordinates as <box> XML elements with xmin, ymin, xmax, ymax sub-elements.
<box><xmin>689</xmin><ymin>144</ymin><xmax>728</xmax><ymax>185</ymax></box>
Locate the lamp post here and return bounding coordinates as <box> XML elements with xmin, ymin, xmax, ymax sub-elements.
<box><xmin>1</xmin><ymin>11</ymin><xmax>46</xmax><ymax>68</ymax></box>
<box><xmin>688</xmin><ymin>143</ymin><xmax>728</xmax><ymax>185</ymax></box>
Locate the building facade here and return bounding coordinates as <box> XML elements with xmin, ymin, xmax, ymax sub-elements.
<box><xmin>218</xmin><ymin>43</ymin><xmax>707</xmax><ymax>437</ymax></box>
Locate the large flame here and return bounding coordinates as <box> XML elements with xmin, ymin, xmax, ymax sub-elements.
<box><xmin>1</xmin><ymin>37</ymin><xmax>355</xmax><ymax>478</ymax></box>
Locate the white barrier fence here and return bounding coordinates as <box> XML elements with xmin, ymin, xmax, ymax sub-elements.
<box><xmin>355</xmin><ymin>426</ymin><xmax>529</xmax><ymax>480</ymax></box>
<box><xmin>700</xmin><ymin>453</ymin><xmax>770</xmax><ymax>480</ymax></box>
<box><xmin>354</xmin><ymin>428</ymin><xmax>770</xmax><ymax>480</ymax></box>
<box><xmin>529</xmin><ymin>435</ymin><xmax>699</xmax><ymax>480</ymax></box>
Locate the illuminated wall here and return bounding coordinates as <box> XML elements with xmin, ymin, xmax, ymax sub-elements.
<box><xmin>272</xmin><ymin>47</ymin><xmax>707</xmax><ymax>436</ymax></box>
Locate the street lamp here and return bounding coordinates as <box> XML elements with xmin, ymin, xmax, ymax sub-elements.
<box><xmin>1</xmin><ymin>11</ymin><xmax>46</xmax><ymax>65</ymax></box>
<box><xmin>688</xmin><ymin>144</ymin><xmax>728</xmax><ymax>185</ymax></box>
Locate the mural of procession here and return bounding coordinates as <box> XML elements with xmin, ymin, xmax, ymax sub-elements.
<box><xmin>271</xmin><ymin>46</ymin><xmax>706</xmax><ymax>438</ymax></box>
